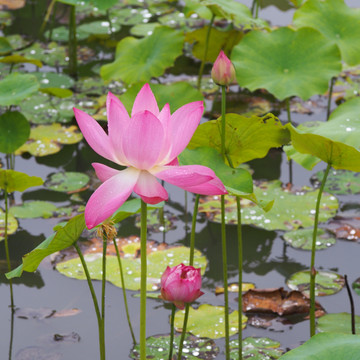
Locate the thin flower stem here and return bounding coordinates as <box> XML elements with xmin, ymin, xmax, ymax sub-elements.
<box><xmin>168</xmin><ymin>304</ymin><xmax>176</xmax><ymax>360</ymax></box>
<box><xmin>74</xmin><ymin>242</ymin><xmax>105</xmax><ymax>360</ymax></box>
<box><xmin>309</xmin><ymin>162</ymin><xmax>331</xmax><ymax>337</ymax></box>
<box><xmin>255</xmin><ymin>0</ymin><xmax>260</xmax><ymax>18</ymax></box>
<box><xmin>38</xmin><ymin>0</ymin><xmax>57</xmax><ymax>37</ymax></box>
<box><xmin>101</xmin><ymin>234</ymin><xmax>107</xmax><ymax>358</ymax></box>
<box><xmin>197</xmin><ymin>14</ymin><xmax>215</xmax><ymax>90</ymax></box>
<box><xmin>344</xmin><ymin>275</ymin><xmax>356</xmax><ymax>335</ymax></box>
<box><xmin>140</xmin><ymin>200</ymin><xmax>148</xmax><ymax>360</ymax></box>
<box><xmin>112</xmin><ymin>238</ymin><xmax>137</xmax><ymax>344</ymax></box>
<box><xmin>178</xmin><ymin>194</ymin><xmax>200</xmax><ymax>359</ymax></box>
<box><xmin>326</xmin><ymin>77</ymin><xmax>336</xmax><ymax>121</ymax></box>
<box><xmin>286</xmin><ymin>97</ymin><xmax>292</xmax><ymax>125</ymax></box>
<box><xmin>68</xmin><ymin>5</ymin><xmax>78</xmax><ymax>79</ymax></box>
<box><xmin>236</xmin><ymin>197</ymin><xmax>243</xmax><ymax>360</ymax></box>
<box><xmin>8</xmin><ymin>302</ymin><xmax>14</xmax><ymax>360</ymax></box>
<box><xmin>221</xmin><ymin>86</ymin><xmax>227</xmax><ymax>161</ymax></box>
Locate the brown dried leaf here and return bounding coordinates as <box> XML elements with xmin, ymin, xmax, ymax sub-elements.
<box><xmin>327</xmin><ymin>216</ymin><xmax>360</xmax><ymax>241</ymax></box>
<box><xmin>0</xmin><ymin>0</ymin><xmax>25</xmax><ymax>10</ymax></box>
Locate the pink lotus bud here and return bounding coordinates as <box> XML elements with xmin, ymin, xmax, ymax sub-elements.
<box><xmin>160</xmin><ymin>263</ymin><xmax>204</xmax><ymax>310</ymax></box>
<box><xmin>211</xmin><ymin>50</ymin><xmax>236</xmax><ymax>86</ymax></box>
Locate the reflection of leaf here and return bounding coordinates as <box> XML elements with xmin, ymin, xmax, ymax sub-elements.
<box><xmin>317</xmin><ymin>313</ymin><xmax>360</xmax><ymax>334</ymax></box>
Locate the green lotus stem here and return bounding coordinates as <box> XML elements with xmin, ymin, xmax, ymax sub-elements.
<box><xmin>309</xmin><ymin>162</ymin><xmax>331</xmax><ymax>337</ymax></box>
<box><xmin>101</xmin><ymin>233</ymin><xmax>107</xmax><ymax>358</ymax></box>
<box><xmin>168</xmin><ymin>304</ymin><xmax>176</xmax><ymax>360</ymax></box>
<box><xmin>112</xmin><ymin>238</ymin><xmax>137</xmax><ymax>344</ymax></box>
<box><xmin>48</xmin><ymin>1</ymin><xmax>57</xmax><ymax>42</ymax></box>
<box><xmin>68</xmin><ymin>5</ymin><xmax>78</xmax><ymax>78</ymax></box>
<box><xmin>221</xmin><ymin>86</ymin><xmax>227</xmax><ymax>161</ymax></box>
<box><xmin>74</xmin><ymin>242</ymin><xmax>105</xmax><ymax>360</ymax></box>
<box><xmin>286</xmin><ymin>97</ymin><xmax>292</xmax><ymax>124</ymax></box>
<box><xmin>140</xmin><ymin>200</ymin><xmax>148</xmax><ymax>360</ymax></box>
<box><xmin>38</xmin><ymin>0</ymin><xmax>56</xmax><ymax>37</ymax></box>
<box><xmin>197</xmin><ymin>14</ymin><xmax>215</xmax><ymax>90</ymax></box>
<box><xmin>8</xmin><ymin>301</ymin><xmax>14</xmax><ymax>360</ymax></box>
<box><xmin>178</xmin><ymin>194</ymin><xmax>200</xmax><ymax>359</ymax></box>
<box><xmin>255</xmin><ymin>0</ymin><xmax>260</xmax><ymax>18</ymax></box>
<box><xmin>326</xmin><ymin>77</ymin><xmax>336</xmax><ymax>121</ymax></box>
<box><xmin>344</xmin><ymin>275</ymin><xmax>356</xmax><ymax>335</ymax></box>
<box><xmin>236</xmin><ymin>196</ymin><xmax>243</xmax><ymax>360</ymax></box>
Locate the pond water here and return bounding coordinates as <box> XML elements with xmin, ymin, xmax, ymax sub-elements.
<box><xmin>0</xmin><ymin>0</ymin><xmax>359</xmax><ymax>359</ymax></box>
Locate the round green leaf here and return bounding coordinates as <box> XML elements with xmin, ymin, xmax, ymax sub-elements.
<box><xmin>283</xmin><ymin>228</ymin><xmax>336</xmax><ymax>251</ymax></box>
<box><xmin>0</xmin><ymin>73</ymin><xmax>40</xmax><ymax>106</ymax></box>
<box><xmin>9</xmin><ymin>201</ymin><xmax>59</xmax><ymax>219</ymax></box>
<box><xmin>109</xmin><ymin>7</ymin><xmax>150</xmax><ymax>26</ymax></box>
<box><xmin>230</xmin><ymin>337</ymin><xmax>283</xmax><ymax>360</ymax></box>
<box><xmin>286</xmin><ymin>270</ymin><xmax>345</xmax><ymax>296</ymax></box>
<box><xmin>0</xmin><ymin>170</ymin><xmax>43</xmax><ymax>192</ymax></box>
<box><xmin>129</xmin><ymin>23</ymin><xmax>161</xmax><ymax>37</ymax></box>
<box><xmin>0</xmin><ymin>111</ymin><xmax>30</xmax><ymax>153</ymax></box>
<box><xmin>0</xmin><ymin>36</ymin><xmax>12</xmax><ymax>54</ymax></box>
<box><xmin>280</xmin><ymin>333</ymin><xmax>360</xmax><ymax>360</ymax></box>
<box><xmin>330</xmin><ymin>97</ymin><xmax>360</xmax><ymax>123</ymax></box>
<box><xmin>293</xmin><ymin>0</ymin><xmax>360</xmax><ymax>66</ymax></box>
<box><xmin>100</xmin><ymin>26</ymin><xmax>184</xmax><ymax>84</ymax></box>
<box><xmin>44</xmin><ymin>172</ymin><xmax>89</xmax><ymax>193</ymax></box>
<box><xmin>174</xmin><ymin>304</ymin><xmax>247</xmax><ymax>339</ymax></box>
<box><xmin>231</xmin><ymin>27</ymin><xmax>341</xmax><ymax>100</ymax></box>
<box><xmin>317</xmin><ymin>313</ymin><xmax>360</xmax><ymax>334</ymax></box>
<box><xmin>130</xmin><ymin>334</ymin><xmax>219</xmax><ymax>359</ymax></box>
<box><xmin>32</xmin><ymin>72</ymin><xmax>74</xmax><ymax>89</ymax></box>
<box><xmin>22</xmin><ymin>42</ymin><xmax>67</xmax><ymax>67</ymax></box>
<box><xmin>0</xmin><ymin>209</ymin><xmax>18</xmax><ymax>241</ymax></box>
<box><xmin>353</xmin><ymin>278</ymin><xmax>360</xmax><ymax>296</ymax></box>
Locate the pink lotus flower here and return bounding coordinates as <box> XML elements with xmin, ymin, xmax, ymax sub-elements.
<box><xmin>211</xmin><ymin>50</ymin><xmax>236</xmax><ymax>86</ymax></box>
<box><xmin>160</xmin><ymin>263</ymin><xmax>204</xmax><ymax>309</ymax></box>
<box><xmin>73</xmin><ymin>84</ymin><xmax>227</xmax><ymax>229</ymax></box>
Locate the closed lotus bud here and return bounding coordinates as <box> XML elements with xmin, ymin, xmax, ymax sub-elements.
<box><xmin>211</xmin><ymin>50</ymin><xmax>236</xmax><ymax>86</ymax></box>
<box><xmin>160</xmin><ymin>263</ymin><xmax>204</xmax><ymax>310</ymax></box>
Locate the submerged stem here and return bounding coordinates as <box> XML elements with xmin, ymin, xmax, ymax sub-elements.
<box><xmin>168</xmin><ymin>304</ymin><xmax>176</xmax><ymax>360</ymax></box>
<box><xmin>309</xmin><ymin>163</ymin><xmax>331</xmax><ymax>337</ymax></box>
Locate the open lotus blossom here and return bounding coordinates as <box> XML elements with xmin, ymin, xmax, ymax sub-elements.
<box><xmin>160</xmin><ymin>263</ymin><xmax>204</xmax><ymax>309</ymax></box>
<box><xmin>73</xmin><ymin>84</ymin><xmax>227</xmax><ymax>229</ymax></box>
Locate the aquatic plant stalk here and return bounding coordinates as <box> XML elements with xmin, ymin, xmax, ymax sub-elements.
<box><xmin>68</xmin><ymin>5</ymin><xmax>78</xmax><ymax>78</ymax></box>
<box><xmin>140</xmin><ymin>200</ymin><xmax>148</xmax><ymax>360</ymax></box>
<box><xmin>286</xmin><ymin>97</ymin><xmax>293</xmax><ymax>185</ymax></box>
<box><xmin>177</xmin><ymin>194</ymin><xmax>200</xmax><ymax>359</ymax></box>
<box><xmin>8</xmin><ymin>303</ymin><xmax>14</xmax><ymax>360</ymax></box>
<box><xmin>112</xmin><ymin>238</ymin><xmax>137</xmax><ymax>344</ymax></box>
<box><xmin>74</xmin><ymin>242</ymin><xmax>105</xmax><ymax>360</ymax></box>
<box><xmin>309</xmin><ymin>163</ymin><xmax>331</xmax><ymax>337</ymax></box>
<box><xmin>344</xmin><ymin>275</ymin><xmax>356</xmax><ymax>335</ymax></box>
<box><xmin>236</xmin><ymin>197</ymin><xmax>243</xmax><ymax>360</ymax></box>
<box><xmin>38</xmin><ymin>0</ymin><xmax>56</xmax><ymax>37</ymax></box>
<box><xmin>326</xmin><ymin>77</ymin><xmax>336</xmax><ymax>121</ymax></box>
<box><xmin>197</xmin><ymin>14</ymin><xmax>215</xmax><ymax>90</ymax></box>
<box><xmin>286</xmin><ymin>98</ymin><xmax>292</xmax><ymax>125</ymax></box>
<box><xmin>168</xmin><ymin>304</ymin><xmax>176</xmax><ymax>360</ymax></box>
<box><xmin>101</xmin><ymin>234</ymin><xmax>107</xmax><ymax>357</ymax></box>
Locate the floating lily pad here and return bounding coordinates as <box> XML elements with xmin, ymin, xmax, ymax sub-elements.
<box><xmin>44</xmin><ymin>172</ymin><xmax>90</xmax><ymax>193</ymax></box>
<box><xmin>231</xmin><ymin>27</ymin><xmax>341</xmax><ymax>100</ymax></box>
<box><xmin>0</xmin><ymin>36</ymin><xmax>12</xmax><ymax>54</ymax></box>
<box><xmin>32</xmin><ymin>72</ymin><xmax>74</xmax><ymax>89</ymax></box>
<box><xmin>100</xmin><ymin>26</ymin><xmax>184</xmax><ymax>84</ymax></box>
<box><xmin>317</xmin><ymin>312</ymin><xmax>360</xmax><ymax>334</ymax></box>
<box><xmin>174</xmin><ymin>304</ymin><xmax>247</xmax><ymax>339</ymax></box>
<box><xmin>230</xmin><ymin>337</ymin><xmax>283</xmax><ymax>360</ymax></box>
<box><xmin>326</xmin><ymin>216</ymin><xmax>360</xmax><ymax>241</ymax></box>
<box><xmin>10</xmin><ymin>201</ymin><xmax>61</xmax><ymax>219</ymax></box>
<box><xmin>22</xmin><ymin>42</ymin><xmax>67</xmax><ymax>67</ymax></box>
<box><xmin>15</xmin><ymin>124</ymin><xmax>83</xmax><ymax>157</ymax></box>
<box><xmin>129</xmin><ymin>23</ymin><xmax>160</xmax><ymax>37</ymax></box>
<box><xmin>130</xmin><ymin>334</ymin><xmax>219</xmax><ymax>360</ymax></box>
<box><xmin>286</xmin><ymin>270</ymin><xmax>345</xmax><ymax>296</ymax></box>
<box><xmin>283</xmin><ymin>228</ymin><xmax>336</xmax><ymax>250</ymax></box>
<box><xmin>109</xmin><ymin>7</ymin><xmax>149</xmax><ymax>26</ymax></box>
<box><xmin>293</xmin><ymin>0</ymin><xmax>360</xmax><ymax>66</ymax></box>
<box><xmin>158</xmin><ymin>11</ymin><xmax>203</xmax><ymax>30</ymax></box>
<box><xmin>0</xmin><ymin>54</ymin><xmax>42</xmax><ymax>67</ymax></box>
<box><xmin>352</xmin><ymin>278</ymin><xmax>360</xmax><ymax>296</ymax></box>
<box><xmin>215</xmin><ymin>282</ymin><xmax>255</xmax><ymax>295</ymax></box>
<box><xmin>199</xmin><ymin>181</ymin><xmax>339</xmax><ymax>231</ymax></box>
<box><xmin>0</xmin><ymin>208</ymin><xmax>18</xmax><ymax>241</ymax></box>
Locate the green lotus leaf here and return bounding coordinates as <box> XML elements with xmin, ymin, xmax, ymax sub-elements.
<box><xmin>283</xmin><ymin>144</ymin><xmax>320</xmax><ymax>171</ymax></box>
<box><xmin>0</xmin><ymin>170</ymin><xmax>43</xmax><ymax>192</ymax></box>
<box><xmin>22</xmin><ymin>42</ymin><xmax>67</xmax><ymax>67</ymax></box>
<box><xmin>44</xmin><ymin>172</ymin><xmax>89</xmax><ymax>193</ymax></box>
<box><xmin>32</xmin><ymin>72</ymin><xmax>75</xmax><ymax>89</ymax></box>
<box><xmin>109</xmin><ymin>7</ymin><xmax>149</xmax><ymax>26</ymax></box>
<box><xmin>230</xmin><ymin>337</ymin><xmax>283</xmax><ymax>360</ymax></box>
<box><xmin>129</xmin><ymin>23</ymin><xmax>160</xmax><ymax>37</ymax></box>
<box><xmin>6</xmin><ymin>214</ymin><xmax>85</xmax><ymax>279</ymax></box>
<box><xmin>158</xmin><ymin>10</ymin><xmax>204</xmax><ymax>30</ymax></box>
<box><xmin>174</xmin><ymin>304</ymin><xmax>247</xmax><ymax>339</ymax></box>
<box><xmin>330</xmin><ymin>96</ymin><xmax>360</xmax><ymax>123</ymax></box>
<box><xmin>317</xmin><ymin>313</ymin><xmax>360</xmax><ymax>334</ymax></box>
<box><xmin>185</xmin><ymin>27</ymin><xmax>243</xmax><ymax>62</ymax></box>
<box><xmin>130</xmin><ymin>334</ymin><xmax>219</xmax><ymax>359</ymax></box>
<box><xmin>231</xmin><ymin>27</ymin><xmax>341</xmax><ymax>100</ymax></box>
<box><xmin>9</xmin><ymin>201</ymin><xmax>62</xmax><ymax>219</ymax></box>
<box><xmin>0</xmin><ymin>208</ymin><xmax>18</xmax><ymax>241</ymax></box>
<box><xmin>283</xmin><ymin>228</ymin><xmax>336</xmax><ymax>251</ymax></box>
<box><xmin>0</xmin><ymin>54</ymin><xmax>42</xmax><ymax>67</ymax></box>
<box><xmin>188</xmin><ymin>113</ymin><xmax>290</xmax><ymax>167</ymax></box>
<box><xmin>279</xmin><ymin>333</ymin><xmax>360</xmax><ymax>359</ymax></box>
<box><xmin>100</xmin><ymin>27</ymin><xmax>184</xmax><ymax>84</ymax></box>
<box><xmin>0</xmin><ymin>36</ymin><xmax>12</xmax><ymax>54</ymax></box>
<box><xmin>293</xmin><ymin>0</ymin><xmax>360</xmax><ymax>66</ymax></box>
<box><xmin>286</xmin><ymin>270</ymin><xmax>344</xmax><ymax>296</ymax></box>
<box><xmin>15</xmin><ymin>124</ymin><xmax>83</xmax><ymax>157</ymax></box>
<box><xmin>56</xmin><ymin>244</ymin><xmax>207</xmax><ymax>291</ymax></box>
<box><xmin>0</xmin><ymin>111</ymin><xmax>30</xmax><ymax>154</ymax></box>
<box><xmin>0</xmin><ymin>73</ymin><xmax>40</xmax><ymax>106</ymax></box>
<box><xmin>119</xmin><ymin>82</ymin><xmax>204</xmax><ymax>114</ymax></box>
<box><xmin>39</xmin><ymin>88</ymin><xmax>73</xmax><ymax>98</ymax></box>
<box><xmin>353</xmin><ymin>278</ymin><xmax>360</xmax><ymax>296</ymax></box>
<box><xmin>198</xmin><ymin>180</ymin><xmax>339</xmax><ymax>231</ymax></box>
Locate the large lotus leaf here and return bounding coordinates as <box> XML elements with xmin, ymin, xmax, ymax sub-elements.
<box><xmin>100</xmin><ymin>27</ymin><xmax>184</xmax><ymax>84</ymax></box>
<box><xmin>22</xmin><ymin>42</ymin><xmax>67</xmax><ymax>67</ymax></box>
<box><xmin>198</xmin><ymin>180</ymin><xmax>339</xmax><ymax>230</ymax></box>
<box><xmin>185</xmin><ymin>27</ymin><xmax>242</xmax><ymax>63</ymax></box>
<box><xmin>130</xmin><ymin>334</ymin><xmax>219</xmax><ymax>360</ymax></box>
<box><xmin>56</xmin><ymin>244</ymin><xmax>207</xmax><ymax>291</ymax></box>
<box><xmin>286</xmin><ymin>270</ymin><xmax>344</xmax><ymax>296</ymax></box>
<box><xmin>0</xmin><ymin>111</ymin><xmax>30</xmax><ymax>154</ymax></box>
<box><xmin>0</xmin><ymin>170</ymin><xmax>43</xmax><ymax>192</ymax></box>
<box><xmin>330</xmin><ymin>96</ymin><xmax>360</xmax><ymax>123</ymax></box>
<box><xmin>130</xmin><ymin>23</ymin><xmax>161</xmax><ymax>37</ymax></box>
<box><xmin>9</xmin><ymin>201</ymin><xmax>60</xmax><ymax>219</ymax></box>
<box><xmin>231</xmin><ymin>27</ymin><xmax>341</xmax><ymax>100</ymax></box>
<box><xmin>158</xmin><ymin>11</ymin><xmax>204</xmax><ymax>30</ymax></box>
<box><xmin>174</xmin><ymin>304</ymin><xmax>247</xmax><ymax>339</ymax></box>
<box><xmin>0</xmin><ymin>73</ymin><xmax>40</xmax><ymax>106</ymax></box>
<box><xmin>188</xmin><ymin>113</ymin><xmax>290</xmax><ymax>167</ymax></box>
<box><xmin>44</xmin><ymin>172</ymin><xmax>89</xmax><ymax>193</ymax></box>
<box><xmin>230</xmin><ymin>337</ymin><xmax>283</xmax><ymax>360</ymax></box>
<box><xmin>284</xmin><ymin>144</ymin><xmax>320</xmax><ymax>171</ymax></box>
<box><xmin>32</xmin><ymin>72</ymin><xmax>74</xmax><ymax>89</ymax></box>
<box><xmin>15</xmin><ymin>124</ymin><xmax>83</xmax><ymax>157</ymax></box>
<box><xmin>317</xmin><ymin>313</ymin><xmax>360</xmax><ymax>334</ymax></box>
<box><xmin>109</xmin><ymin>7</ymin><xmax>150</xmax><ymax>26</ymax></box>
<box><xmin>283</xmin><ymin>228</ymin><xmax>336</xmax><ymax>251</ymax></box>
<box><xmin>293</xmin><ymin>0</ymin><xmax>360</xmax><ymax>66</ymax></box>
<box><xmin>0</xmin><ymin>54</ymin><xmax>42</xmax><ymax>67</ymax></box>
<box><xmin>119</xmin><ymin>82</ymin><xmax>204</xmax><ymax>114</ymax></box>
<box><xmin>57</xmin><ymin>0</ymin><xmax>117</xmax><ymax>10</ymax></box>
<box><xmin>279</xmin><ymin>333</ymin><xmax>360</xmax><ymax>360</ymax></box>
<box><xmin>0</xmin><ymin>208</ymin><xmax>18</xmax><ymax>241</ymax></box>
<box><xmin>6</xmin><ymin>214</ymin><xmax>85</xmax><ymax>279</ymax></box>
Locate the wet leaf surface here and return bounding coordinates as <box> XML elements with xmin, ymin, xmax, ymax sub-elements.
<box><xmin>9</xmin><ymin>200</ymin><xmax>64</xmax><ymax>219</ymax></box>
<box><xmin>174</xmin><ymin>304</ymin><xmax>247</xmax><ymax>339</ymax></box>
<box><xmin>317</xmin><ymin>312</ymin><xmax>360</xmax><ymax>334</ymax></box>
<box><xmin>326</xmin><ymin>216</ymin><xmax>360</xmax><ymax>241</ymax></box>
<box><xmin>44</xmin><ymin>172</ymin><xmax>90</xmax><ymax>193</ymax></box>
<box><xmin>282</xmin><ymin>228</ymin><xmax>336</xmax><ymax>250</ymax></box>
<box><xmin>352</xmin><ymin>277</ymin><xmax>360</xmax><ymax>296</ymax></box>
<box><xmin>286</xmin><ymin>270</ymin><xmax>345</xmax><ymax>296</ymax></box>
<box><xmin>215</xmin><ymin>282</ymin><xmax>255</xmax><ymax>295</ymax></box>
<box><xmin>0</xmin><ymin>208</ymin><xmax>18</xmax><ymax>240</ymax></box>
<box><xmin>135</xmin><ymin>209</ymin><xmax>177</xmax><ymax>233</ymax></box>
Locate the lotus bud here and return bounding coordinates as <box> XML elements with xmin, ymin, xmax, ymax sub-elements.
<box><xmin>211</xmin><ymin>50</ymin><xmax>236</xmax><ymax>86</ymax></box>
